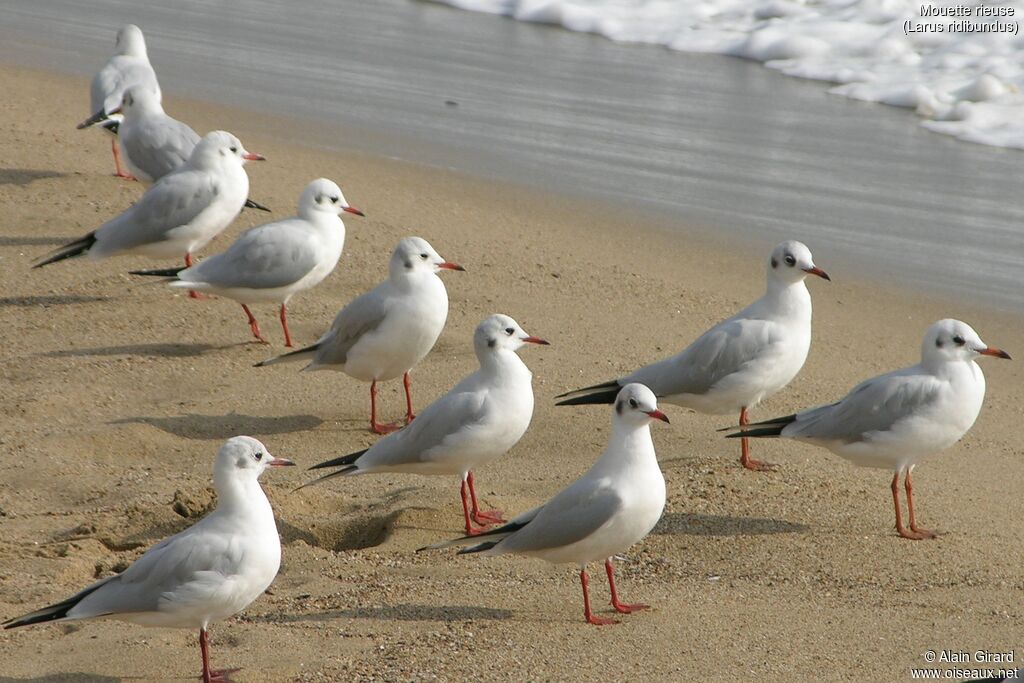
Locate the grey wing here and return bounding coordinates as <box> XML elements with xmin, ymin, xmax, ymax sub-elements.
<box><xmin>496</xmin><ymin>482</ymin><xmax>623</xmax><ymax>554</ymax></box>
<box><xmin>70</xmin><ymin>521</ymin><xmax>238</xmax><ymax>618</ymax></box>
<box><xmin>124</xmin><ymin>118</ymin><xmax>199</xmax><ymax>180</ymax></box>
<box><xmin>360</xmin><ymin>389</ymin><xmax>489</xmax><ymax>469</ymax></box>
<box><xmin>95</xmin><ymin>170</ymin><xmax>218</xmax><ymax>253</ymax></box>
<box><xmin>786</xmin><ymin>368</ymin><xmax>943</xmax><ymax>443</ymax></box>
<box><xmin>310</xmin><ymin>288</ymin><xmax>390</xmax><ymax>367</ymax></box>
<box><xmin>186</xmin><ymin>220</ymin><xmax>319</xmax><ymax>290</ymax></box>
<box><xmin>628</xmin><ymin>317</ymin><xmax>775</xmax><ymax>397</ymax></box>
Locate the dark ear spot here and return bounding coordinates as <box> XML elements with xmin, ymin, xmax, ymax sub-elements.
<box><xmin>404</xmin><ymin>260</ymin><xmax>413</xmax><ymax>269</ymax></box>
<box><xmin>487</xmin><ymin>338</ymin><xmax>496</xmax><ymax>349</ymax></box>
<box><xmin>315</xmin><ymin>194</ymin><xmax>323</xmax><ymax>204</ymax></box>
<box><xmin>935</xmin><ymin>338</ymin><xmax>943</xmax><ymax>348</ymax></box>
<box><xmin>615</xmin><ymin>400</ymin><xmax>624</xmax><ymax>415</ymax></box>
<box><xmin>770</xmin><ymin>258</ymin><xmax>778</xmax><ymax>268</ymax></box>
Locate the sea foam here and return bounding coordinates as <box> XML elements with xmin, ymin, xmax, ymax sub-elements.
<box><xmin>434</xmin><ymin>0</ymin><xmax>1024</xmax><ymax>150</ymax></box>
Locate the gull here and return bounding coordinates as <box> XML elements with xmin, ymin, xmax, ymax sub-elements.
<box><xmin>105</xmin><ymin>85</ymin><xmax>200</xmax><ymax>184</ymax></box>
<box><xmin>33</xmin><ymin>130</ymin><xmax>265</xmax><ymax>299</ymax></box>
<box><xmin>422</xmin><ymin>383</ymin><xmax>668</xmax><ymax>625</ymax></box>
<box><xmin>78</xmin><ymin>24</ymin><xmax>161</xmax><ymax>179</ymax></box>
<box><xmin>2</xmin><ymin>436</ymin><xmax>295</xmax><ymax>682</ymax></box>
<box><xmin>256</xmin><ymin>236</ymin><xmax>463</xmax><ymax>433</ymax></box>
<box><xmin>129</xmin><ymin>178</ymin><xmax>363</xmax><ymax>346</ymax></box>
<box><xmin>728</xmin><ymin>319</ymin><xmax>1010</xmax><ymax>540</ymax></box>
<box><xmin>301</xmin><ymin>314</ymin><xmax>548</xmax><ymax>534</ymax></box>
<box><xmin>81</xmin><ymin>86</ymin><xmax>271</xmax><ymax>212</ymax></box>
<box><xmin>557</xmin><ymin>240</ymin><xmax>829</xmax><ymax>471</ymax></box>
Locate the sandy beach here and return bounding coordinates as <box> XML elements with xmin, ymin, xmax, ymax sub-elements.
<box><xmin>1</xmin><ymin>65</ymin><xmax>1022</xmax><ymax>681</ymax></box>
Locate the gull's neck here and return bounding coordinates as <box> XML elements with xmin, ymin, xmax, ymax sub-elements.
<box><xmin>761</xmin><ymin>275</ymin><xmax>811</xmax><ymax>319</ymax></box>
<box><xmin>213</xmin><ymin>471</ymin><xmax>274</xmax><ymax>522</ymax></box>
<box><xmin>478</xmin><ymin>347</ymin><xmax>532</xmax><ymax>382</ymax></box>
<box><xmin>594</xmin><ymin>420</ymin><xmax>657</xmax><ymax>475</ymax></box>
<box><xmin>392</xmin><ymin>269</ymin><xmax>442</xmax><ymax>295</ymax></box>
<box><xmin>922</xmin><ymin>355</ymin><xmax>982</xmax><ymax>382</ymax></box>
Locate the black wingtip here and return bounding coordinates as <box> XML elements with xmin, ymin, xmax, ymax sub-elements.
<box><xmin>554</xmin><ymin>379</ymin><xmax>620</xmax><ymax>400</ymax></box>
<box><xmin>244</xmin><ymin>198</ymin><xmax>271</xmax><ymax>212</ymax></box>
<box><xmin>76</xmin><ymin>109</ymin><xmax>109</xmax><ymax>130</ymax></box>
<box><xmin>725</xmin><ymin>427</ymin><xmax>785</xmax><ymax>439</ymax></box>
<box><xmin>307</xmin><ymin>449</ymin><xmax>368</xmax><ymax>471</ymax></box>
<box><xmin>554</xmin><ymin>386</ymin><xmax>620</xmax><ymax>406</ymax></box>
<box><xmin>457</xmin><ymin>540</ymin><xmax>499</xmax><ymax>555</ymax></box>
<box><xmin>32</xmin><ymin>232</ymin><xmax>97</xmax><ymax>269</ymax></box>
<box><xmin>129</xmin><ymin>266</ymin><xmax>184</xmax><ymax>277</ymax></box>
<box><xmin>3</xmin><ymin>578</ymin><xmax>110</xmax><ymax>629</ymax></box>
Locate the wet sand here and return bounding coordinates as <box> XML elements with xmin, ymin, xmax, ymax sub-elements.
<box><xmin>0</xmin><ymin>66</ymin><xmax>1022</xmax><ymax>682</ymax></box>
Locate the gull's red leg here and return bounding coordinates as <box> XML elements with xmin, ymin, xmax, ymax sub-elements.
<box><xmin>403</xmin><ymin>372</ymin><xmax>416</xmax><ymax>424</ymax></box>
<box><xmin>580</xmin><ymin>568</ymin><xmax>617</xmax><ymax>626</ymax></box>
<box><xmin>460</xmin><ymin>477</ymin><xmax>489</xmax><ymax>536</ymax></box>
<box><xmin>468</xmin><ymin>471</ymin><xmax>505</xmax><ymax>526</ymax></box>
<box><xmin>112</xmin><ymin>139</ymin><xmax>134</xmax><ymax>180</ymax></box>
<box><xmin>183</xmin><ymin>253</ymin><xmax>209</xmax><ymax>300</ymax></box>
<box><xmin>241</xmin><ymin>304</ymin><xmax>268</xmax><ymax>344</ymax></box>
<box><xmin>892</xmin><ymin>470</ymin><xmax>929</xmax><ymax>540</ymax></box>
<box><xmin>605</xmin><ymin>558</ymin><xmax>649</xmax><ymax>614</ymax></box>
<box><xmin>279</xmin><ymin>304</ymin><xmax>293</xmax><ymax>347</ymax></box>
<box><xmin>370</xmin><ymin>380</ymin><xmax>399</xmax><ymax>434</ymax></box>
<box><xmin>739</xmin><ymin>406</ymin><xmax>776</xmax><ymax>472</ymax></box>
<box><xmin>904</xmin><ymin>468</ymin><xmax>936</xmax><ymax>539</ymax></box>
<box><xmin>198</xmin><ymin>628</ymin><xmax>239</xmax><ymax>683</ymax></box>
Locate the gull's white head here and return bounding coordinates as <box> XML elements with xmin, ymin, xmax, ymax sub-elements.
<box><xmin>922</xmin><ymin>319</ymin><xmax>1011</xmax><ymax>365</ymax></box>
<box><xmin>613</xmin><ymin>383</ymin><xmax>670</xmax><ymax>427</ymax></box>
<box><xmin>299</xmin><ymin>178</ymin><xmax>364</xmax><ymax>220</ymax></box>
<box><xmin>767</xmin><ymin>241</ymin><xmax>830</xmax><ymax>285</ymax></box>
<box><xmin>116</xmin><ymin>85</ymin><xmax>162</xmax><ymax>117</ymax></box>
<box><xmin>190</xmin><ymin>131</ymin><xmax>265</xmax><ymax>169</ymax></box>
<box><xmin>214</xmin><ymin>436</ymin><xmax>295</xmax><ymax>483</ymax></box>
<box><xmin>115</xmin><ymin>24</ymin><xmax>147</xmax><ymax>58</ymax></box>
<box><xmin>389</xmin><ymin>237</ymin><xmax>464</xmax><ymax>279</ymax></box>
<box><xmin>474</xmin><ymin>313</ymin><xmax>549</xmax><ymax>357</ymax></box>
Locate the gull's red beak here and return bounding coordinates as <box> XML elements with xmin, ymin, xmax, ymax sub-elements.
<box><xmin>646</xmin><ymin>409</ymin><xmax>670</xmax><ymax>424</ymax></box>
<box><xmin>520</xmin><ymin>336</ymin><xmax>550</xmax><ymax>346</ymax></box>
<box><xmin>243</xmin><ymin>152</ymin><xmax>266</xmax><ymax>161</ymax></box>
<box><xmin>803</xmin><ymin>266</ymin><xmax>831</xmax><ymax>281</ymax></box>
<box><xmin>343</xmin><ymin>206</ymin><xmax>365</xmax><ymax>217</ymax></box>
<box><xmin>979</xmin><ymin>346</ymin><xmax>1012</xmax><ymax>360</ymax></box>
<box><xmin>268</xmin><ymin>457</ymin><xmax>296</xmax><ymax>467</ymax></box>
<box><xmin>438</xmin><ymin>262</ymin><xmax>465</xmax><ymax>271</ymax></box>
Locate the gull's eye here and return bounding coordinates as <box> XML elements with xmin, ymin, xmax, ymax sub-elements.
<box><xmin>953</xmin><ymin>335</ymin><xmax>966</xmax><ymax>346</ymax></box>
<box><xmin>420</xmin><ymin>253</ymin><xmax>429</xmax><ymax>259</ymax></box>
<box><xmin>230</xmin><ymin>146</ymin><xmax>238</xmax><ymax>153</ymax></box>
<box><xmin>628</xmin><ymin>398</ymin><xmax>639</xmax><ymax>408</ymax></box>
<box><xmin>784</xmin><ymin>254</ymin><xmax>796</xmax><ymax>267</ymax></box>
<box><xmin>330</xmin><ymin>196</ymin><xmax>339</xmax><ymax>204</ymax></box>
<box><xmin>254</xmin><ymin>452</ymin><xmax>263</xmax><ymax>461</ymax></box>
<box><xmin>505</xmin><ymin>327</ymin><xmax>514</xmax><ymax>336</ymax></box>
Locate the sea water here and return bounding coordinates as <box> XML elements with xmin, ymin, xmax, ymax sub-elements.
<box><xmin>0</xmin><ymin>0</ymin><xmax>1021</xmax><ymax>312</ymax></box>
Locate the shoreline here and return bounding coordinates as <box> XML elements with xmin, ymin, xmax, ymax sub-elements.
<box><xmin>1</xmin><ymin>64</ymin><xmax>1023</xmax><ymax>681</ymax></box>
<box><xmin>3</xmin><ymin>0</ymin><xmax>1024</xmax><ymax>315</ymax></box>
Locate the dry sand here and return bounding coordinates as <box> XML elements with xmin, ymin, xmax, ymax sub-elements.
<box><xmin>1</xmin><ymin>66</ymin><xmax>1022</xmax><ymax>682</ymax></box>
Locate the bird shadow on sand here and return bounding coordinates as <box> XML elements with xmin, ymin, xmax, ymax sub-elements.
<box><xmin>38</xmin><ymin>342</ymin><xmax>223</xmax><ymax>359</ymax></box>
<box><xmin>111</xmin><ymin>413</ymin><xmax>323</xmax><ymax>440</ymax></box>
<box><xmin>0</xmin><ymin>235</ymin><xmax>67</xmax><ymax>247</ymax></box>
<box><xmin>0</xmin><ymin>295</ymin><xmax>110</xmax><ymax>307</ymax></box>
<box><xmin>0</xmin><ymin>168</ymin><xmax>67</xmax><ymax>187</ymax></box>
<box><xmin>654</xmin><ymin>512</ymin><xmax>809</xmax><ymax>537</ymax></box>
<box><xmin>259</xmin><ymin>604</ymin><xmax>513</xmax><ymax>624</ymax></box>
